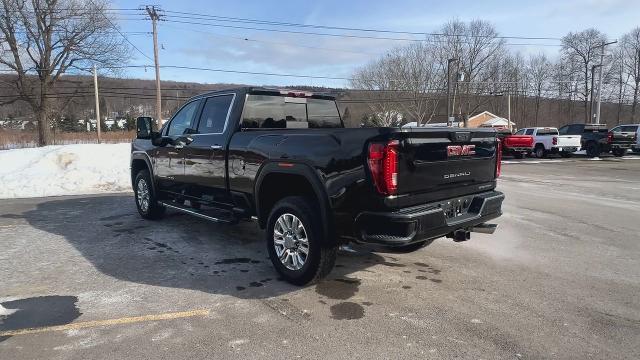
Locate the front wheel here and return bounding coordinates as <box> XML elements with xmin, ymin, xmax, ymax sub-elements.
<box><xmin>134</xmin><ymin>169</ymin><xmax>166</xmax><ymax>220</ymax></box>
<box><xmin>266</xmin><ymin>196</ymin><xmax>337</xmax><ymax>285</ymax></box>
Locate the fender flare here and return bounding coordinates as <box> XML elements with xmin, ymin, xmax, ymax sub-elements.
<box><xmin>131</xmin><ymin>151</ymin><xmax>157</xmax><ymax>195</ymax></box>
<box><xmin>254</xmin><ymin>161</ymin><xmax>333</xmax><ymax>240</ymax></box>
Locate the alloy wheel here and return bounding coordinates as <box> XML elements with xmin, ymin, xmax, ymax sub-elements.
<box><xmin>273</xmin><ymin>213</ymin><xmax>309</xmax><ymax>271</ymax></box>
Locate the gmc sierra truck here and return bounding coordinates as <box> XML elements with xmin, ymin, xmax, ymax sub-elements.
<box><xmin>131</xmin><ymin>87</ymin><xmax>504</xmax><ymax>285</ymax></box>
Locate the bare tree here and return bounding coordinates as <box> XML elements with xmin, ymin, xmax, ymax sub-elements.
<box><xmin>0</xmin><ymin>0</ymin><xmax>128</xmax><ymax>146</ymax></box>
<box><xmin>620</xmin><ymin>27</ymin><xmax>640</xmax><ymax>121</ymax></box>
<box><xmin>561</xmin><ymin>28</ymin><xmax>608</xmax><ymax>123</ymax></box>
<box><xmin>351</xmin><ymin>42</ymin><xmax>443</xmax><ymax>126</ymax></box>
<box><xmin>527</xmin><ymin>53</ymin><xmax>553</xmax><ymax>126</ymax></box>
<box><xmin>434</xmin><ymin>19</ymin><xmax>505</xmax><ymax>118</ymax></box>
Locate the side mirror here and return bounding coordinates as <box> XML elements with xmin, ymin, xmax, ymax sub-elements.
<box><xmin>136</xmin><ymin>117</ymin><xmax>152</xmax><ymax>139</ymax></box>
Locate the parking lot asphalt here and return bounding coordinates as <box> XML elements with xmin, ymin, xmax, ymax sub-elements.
<box><xmin>1</xmin><ymin>154</ymin><xmax>639</xmax><ymax>359</ymax></box>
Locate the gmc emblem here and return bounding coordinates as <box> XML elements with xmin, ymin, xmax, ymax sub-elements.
<box><xmin>447</xmin><ymin>144</ymin><xmax>476</xmax><ymax>157</ymax></box>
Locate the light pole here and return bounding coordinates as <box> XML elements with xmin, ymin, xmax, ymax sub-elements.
<box><xmin>447</xmin><ymin>58</ymin><xmax>459</xmax><ymax>127</ymax></box>
<box><xmin>590</xmin><ymin>40</ymin><xmax>617</xmax><ymax>124</ymax></box>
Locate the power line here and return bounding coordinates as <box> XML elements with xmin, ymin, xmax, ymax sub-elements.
<box><xmin>162</xmin><ymin>10</ymin><xmax>563</xmax><ymax>41</ymax></box>
<box><xmin>85</xmin><ymin>1</ymin><xmax>154</xmax><ymax>62</ymax></box>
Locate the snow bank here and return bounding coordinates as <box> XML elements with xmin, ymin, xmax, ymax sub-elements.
<box><xmin>0</xmin><ymin>143</ymin><xmax>132</xmax><ymax>199</ymax></box>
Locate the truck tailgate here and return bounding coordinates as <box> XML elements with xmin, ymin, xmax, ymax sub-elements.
<box><xmin>504</xmin><ymin>135</ymin><xmax>534</xmax><ymax>148</ymax></box>
<box><xmin>557</xmin><ymin>135</ymin><xmax>581</xmax><ymax>147</ymax></box>
<box><xmin>396</xmin><ymin>128</ymin><xmax>498</xmax><ymax>197</ymax></box>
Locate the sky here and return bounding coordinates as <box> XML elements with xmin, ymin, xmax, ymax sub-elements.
<box><xmin>112</xmin><ymin>0</ymin><xmax>640</xmax><ymax>88</ymax></box>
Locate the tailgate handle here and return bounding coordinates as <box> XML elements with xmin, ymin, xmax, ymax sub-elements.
<box><xmin>450</xmin><ymin>132</ymin><xmax>471</xmax><ymax>142</ymax></box>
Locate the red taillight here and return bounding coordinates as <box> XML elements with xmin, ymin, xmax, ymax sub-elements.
<box><xmin>552</xmin><ymin>136</ymin><xmax>557</xmax><ymax>145</ymax></box>
<box><xmin>496</xmin><ymin>139</ymin><xmax>502</xmax><ymax>178</ymax></box>
<box><xmin>607</xmin><ymin>132</ymin><xmax>613</xmax><ymax>144</ymax></box>
<box><xmin>368</xmin><ymin>140</ymin><xmax>399</xmax><ymax>195</ymax></box>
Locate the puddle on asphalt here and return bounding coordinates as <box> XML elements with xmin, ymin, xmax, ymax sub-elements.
<box><xmin>330</xmin><ymin>302</ymin><xmax>365</xmax><ymax>320</ymax></box>
<box><xmin>0</xmin><ymin>296</ymin><xmax>81</xmax><ymax>342</ymax></box>
<box><xmin>315</xmin><ymin>277</ymin><xmax>361</xmax><ymax>300</ymax></box>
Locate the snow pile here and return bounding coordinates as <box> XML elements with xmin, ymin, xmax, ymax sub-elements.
<box><xmin>0</xmin><ymin>143</ymin><xmax>132</xmax><ymax>199</ymax></box>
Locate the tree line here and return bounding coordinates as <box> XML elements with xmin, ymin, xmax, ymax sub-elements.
<box><xmin>350</xmin><ymin>19</ymin><xmax>640</xmax><ymax>128</ymax></box>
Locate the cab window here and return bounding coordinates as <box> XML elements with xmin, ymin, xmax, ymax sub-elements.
<box><xmin>167</xmin><ymin>100</ymin><xmax>200</xmax><ymax>136</ymax></box>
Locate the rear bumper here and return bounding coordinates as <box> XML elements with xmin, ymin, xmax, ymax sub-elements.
<box><xmin>353</xmin><ymin>191</ymin><xmax>504</xmax><ymax>246</ymax></box>
<box><xmin>550</xmin><ymin>146</ymin><xmax>579</xmax><ymax>153</ymax></box>
<box><xmin>610</xmin><ymin>143</ymin><xmax>634</xmax><ymax>149</ymax></box>
<box><xmin>505</xmin><ymin>147</ymin><xmax>532</xmax><ymax>153</ymax></box>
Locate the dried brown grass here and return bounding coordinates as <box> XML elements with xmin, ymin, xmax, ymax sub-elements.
<box><xmin>0</xmin><ymin>130</ymin><xmax>135</xmax><ymax>150</ymax></box>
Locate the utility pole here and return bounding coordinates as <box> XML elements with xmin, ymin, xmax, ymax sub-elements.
<box><xmin>146</xmin><ymin>5</ymin><xmax>162</xmax><ymax>127</ymax></box>
<box><xmin>93</xmin><ymin>64</ymin><xmax>101</xmax><ymax>144</ymax></box>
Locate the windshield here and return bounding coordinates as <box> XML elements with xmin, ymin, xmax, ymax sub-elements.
<box><xmin>242</xmin><ymin>95</ymin><xmax>342</xmax><ymax>129</ymax></box>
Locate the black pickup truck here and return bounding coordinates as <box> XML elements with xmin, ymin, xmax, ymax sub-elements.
<box><xmin>131</xmin><ymin>87</ymin><xmax>504</xmax><ymax>284</ymax></box>
<box><xmin>559</xmin><ymin>123</ymin><xmax>635</xmax><ymax>157</ymax></box>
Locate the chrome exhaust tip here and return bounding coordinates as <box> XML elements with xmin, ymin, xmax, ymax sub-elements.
<box><xmin>471</xmin><ymin>223</ymin><xmax>498</xmax><ymax>234</ymax></box>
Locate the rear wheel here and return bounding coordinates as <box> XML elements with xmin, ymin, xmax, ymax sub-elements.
<box><xmin>266</xmin><ymin>196</ymin><xmax>337</xmax><ymax>285</ymax></box>
<box><xmin>535</xmin><ymin>145</ymin><xmax>547</xmax><ymax>158</ymax></box>
<box><xmin>586</xmin><ymin>142</ymin><xmax>601</xmax><ymax>158</ymax></box>
<box><xmin>134</xmin><ymin>169</ymin><xmax>165</xmax><ymax>220</ymax></box>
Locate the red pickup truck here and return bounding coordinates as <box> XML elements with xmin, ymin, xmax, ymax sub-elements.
<box><xmin>497</xmin><ymin>129</ymin><xmax>534</xmax><ymax>158</ymax></box>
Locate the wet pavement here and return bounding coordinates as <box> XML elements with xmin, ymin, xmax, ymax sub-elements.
<box><xmin>1</xmin><ymin>156</ymin><xmax>639</xmax><ymax>359</ymax></box>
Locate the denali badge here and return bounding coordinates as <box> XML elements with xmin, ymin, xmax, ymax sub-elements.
<box><xmin>444</xmin><ymin>172</ymin><xmax>471</xmax><ymax>179</ymax></box>
<box><xmin>447</xmin><ymin>144</ymin><xmax>476</xmax><ymax>157</ymax></box>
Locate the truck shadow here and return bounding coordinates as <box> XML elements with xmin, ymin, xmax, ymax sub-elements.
<box><xmin>18</xmin><ymin>195</ymin><xmax>391</xmax><ymax>300</ymax></box>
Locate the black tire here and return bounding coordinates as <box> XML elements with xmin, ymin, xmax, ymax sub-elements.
<box><xmin>560</xmin><ymin>152</ymin><xmax>572</xmax><ymax>158</ymax></box>
<box><xmin>266</xmin><ymin>196</ymin><xmax>337</xmax><ymax>286</ymax></box>
<box><xmin>535</xmin><ymin>145</ymin><xmax>547</xmax><ymax>159</ymax></box>
<box><xmin>134</xmin><ymin>169</ymin><xmax>166</xmax><ymax>220</ymax></box>
<box><xmin>613</xmin><ymin>148</ymin><xmax>626</xmax><ymax>157</ymax></box>
<box><xmin>586</xmin><ymin>142</ymin><xmax>601</xmax><ymax>158</ymax></box>
<box><xmin>513</xmin><ymin>152</ymin><xmax>524</xmax><ymax>159</ymax></box>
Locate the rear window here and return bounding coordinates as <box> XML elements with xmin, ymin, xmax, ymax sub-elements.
<box><xmin>242</xmin><ymin>95</ymin><xmax>342</xmax><ymax>129</ymax></box>
<box><xmin>536</xmin><ymin>129</ymin><xmax>559</xmax><ymax>136</ymax></box>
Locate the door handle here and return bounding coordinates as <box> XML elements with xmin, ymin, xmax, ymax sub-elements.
<box><xmin>210</xmin><ymin>145</ymin><xmax>223</xmax><ymax>150</ymax></box>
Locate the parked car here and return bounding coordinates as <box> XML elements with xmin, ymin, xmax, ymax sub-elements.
<box><xmin>498</xmin><ymin>128</ymin><xmax>534</xmax><ymax>158</ymax></box>
<box><xmin>608</xmin><ymin>124</ymin><xmax>638</xmax><ymax>157</ymax></box>
<box><xmin>519</xmin><ymin>127</ymin><xmax>581</xmax><ymax>158</ymax></box>
<box><xmin>131</xmin><ymin>87</ymin><xmax>505</xmax><ymax>285</ymax></box>
<box><xmin>558</xmin><ymin>123</ymin><xmax>609</xmax><ymax>158</ymax></box>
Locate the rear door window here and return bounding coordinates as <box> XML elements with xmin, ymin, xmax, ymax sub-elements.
<box><xmin>197</xmin><ymin>95</ymin><xmax>234</xmax><ymax>134</ymax></box>
<box><xmin>515</xmin><ymin>129</ymin><xmax>525</xmax><ymax>135</ymax></box>
<box><xmin>619</xmin><ymin>125</ymin><xmax>639</xmax><ymax>132</ymax></box>
<box><xmin>242</xmin><ymin>95</ymin><xmax>341</xmax><ymax>129</ymax></box>
<box><xmin>525</xmin><ymin>129</ymin><xmax>534</xmax><ymax>135</ymax></box>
